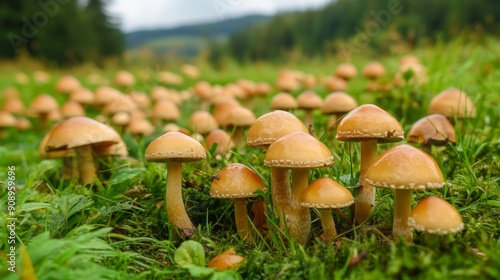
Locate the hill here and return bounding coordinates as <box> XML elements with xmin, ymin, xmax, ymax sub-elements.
<box><xmin>125</xmin><ymin>14</ymin><xmax>271</xmax><ymax>55</ymax></box>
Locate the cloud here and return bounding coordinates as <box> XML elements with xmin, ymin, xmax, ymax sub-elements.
<box><xmin>107</xmin><ymin>0</ymin><xmax>331</xmax><ymax>32</ymax></box>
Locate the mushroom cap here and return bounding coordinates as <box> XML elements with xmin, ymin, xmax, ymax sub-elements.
<box><xmin>247</xmin><ymin>110</ymin><xmax>308</xmax><ymax>148</ymax></box>
<box><xmin>336</xmin><ymin>104</ymin><xmax>404</xmax><ymax>143</ymax></box>
<box><xmin>301</xmin><ymin>178</ymin><xmax>354</xmax><ymax>209</ymax></box>
<box><xmin>296</xmin><ymin>91</ymin><xmax>322</xmax><ymax>110</ymax></box>
<box><xmin>212</xmin><ymin>99</ymin><xmax>241</xmax><ymax>125</ymax></box>
<box><xmin>152</xmin><ymin>99</ymin><xmax>180</xmax><ymax>122</ymax></box>
<box><xmin>407</xmin><ymin>114</ymin><xmax>456</xmax><ymax>145</ymax></box>
<box><xmin>114</xmin><ymin>70</ymin><xmax>135</xmax><ymax>88</ymax></box>
<box><xmin>210</xmin><ymin>163</ymin><xmax>266</xmax><ymax>198</ymax></box>
<box><xmin>321</xmin><ymin>91</ymin><xmax>358</xmax><ymax>115</ymax></box>
<box><xmin>325</xmin><ymin>76</ymin><xmax>348</xmax><ymax>92</ymax></box>
<box><xmin>45</xmin><ymin>116</ymin><xmax>121</xmax><ymax>152</ymax></box>
<box><xmin>55</xmin><ymin>75</ymin><xmax>81</xmax><ymax>94</ymax></box>
<box><xmin>93</xmin><ymin>86</ymin><xmax>121</xmax><ymax>106</ymax></box>
<box><xmin>145</xmin><ymin>131</ymin><xmax>206</xmax><ymax>163</ymax></box>
<box><xmin>335</xmin><ymin>63</ymin><xmax>358</xmax><ymax>80</ymax></box>
<box><xmin>69</xmin><ymin>88</ymin><xmax>94</xmax><ymax>105</ymax></box>
<box><xmin>264</xmin><ymin>131</ymin><xmax>334</xmax><ymax>168</ymax></box>
<box><xmin>362</xmin><ymin>62</ymin><xmax>386</xmax><ymax>79</ymax></box>
<box><xmin>127</xmin><ymin>118</ymin><xmax>155</xmax><ymax>136</ymax></box>
<box><xmin>224</xmin><ymin>106</ymin><xmax>256</xmax><ymax>127</ymax></box>
<box><xmin>61</xmin><ymin>100</ymin><xmax>86</xmax><ymax>118</ymax></box>
<box><xmin>428</xmin><ymin>88</ymin><xmax>476</xmax><ymax>119</ymax></box>
<box><xmin>205</xmin><ymin>129</ymin><xmax>235</xmax><ymax>155</ymax></box>
<box><xmin>2</xmin><ymin>97</ymin><xmax>25</xmax><ymax>115</ymax></box>
<box><xmin>408</xmin><ymin>196</ymin><xmax>464</xmax><ymax>234</ymax></box>
<box><xmin>29</xmin><ymin>94</ymin><xmax>59</xmax><ymax>114</ymax></box>
<box><xmin>189</xmin><ymin>111</ymin><xmax>218</xmax><ymax>134</ymax></box>
<box><xmin>0</xmin><ymin>111</ymin><xmax>17</xmax><ymax>127</ymax></box>
<box><xmin>207</xmin><ymin>248</ymin><xmax>246</xmax><ymax>271</ymax></box>
<box><xmin>365</xmin><ymin>144</ymin><xmax>445</xmax><ymax>190</ymax></box>
<box><xmin>270</xmin><ymin>92</ymin><xmax>298</xmax><ymax>111</ymax></box>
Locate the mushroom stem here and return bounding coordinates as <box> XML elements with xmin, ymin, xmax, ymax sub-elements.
<box><xmin>289</xmin><ymin>168</ymin><xmax>311</xmax><ymax>244</ymax></box>
<box><xmin>393</xmin><ymin>189</ymin><xmax>413</xmax><ymax>242</ymax></box>
<box><xmin>39</xmin><ymin>112</ymin><xmax>49</xmax><ymax>131</ymax></box>
<box><xmin>231</xmin><ymin>126</ymin><xmax>245</xmax><ymax>150</ymax></box>
<box><xmin>303</xmin><ymin>109</ymin><xmax>314</xmax><ymax>133</ymax></box>
<box><xmin>75</xmin><ymin>145</ymin><xmax>96</xmax><ymax>184</ymax></box>
<box><xmin>319</xmin><ymin>209</ymin><xmax>337</xmax><ymax>242</ymax></box>
<box><xmin>356</xmin><ymin>139</ymin><xmax>378</xmax><ymax>224</ymax></box>
<box><xmin>234</xmin><ymin>198</ymin><xmax>251</xmax><ymax>241</ymax></box>
<box><xmin>270</xmin><ymin>167</ymin><xmax>291</xmax><ymax>221</ymax></box>
<box><xmin>166</xmin><ymin>160</ymin><xmax>195</xmax><ymax>231</ymax></box>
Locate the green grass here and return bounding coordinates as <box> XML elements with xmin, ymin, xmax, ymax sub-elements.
<box><xmin>0</xmin><ymin>37</ymin><xmax>500</xmax><ymax>279</ymax></box>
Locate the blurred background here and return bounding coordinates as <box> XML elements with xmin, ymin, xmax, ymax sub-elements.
<box><xmin>1</xmin><ymin>0</ymin><xmax>499</xmax><ymax>68</ymax></box>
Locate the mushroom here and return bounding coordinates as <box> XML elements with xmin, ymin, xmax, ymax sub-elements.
<box><xmin>334</xmin><ymin>63</ymin><xmax>357</xmax><ymax>80</ymax></box>
<box><xmin>265</xmin><ymin>131</ymin><xmax>334</xmax><ymax>244</ymax></box>
<box><xmin>320</xmin><ymin>91</ymin><xmax>358</xmax><ymax>130</ymax></box>
<box><xmin>336</xmin><ymin>104</ymin><xmax>404</xmax><ymax>224</ymax></box>
<box><xmin>301</xmin><ymin>178</ymin><xmax>354</xmax><ymax>242</ymax></box>
<box><xmin>408</xmin><ymin>196</ymin><xmax>464</xmax><ymax>242</ymax></box>
<box><xmin>210</xmin><ymin>163</ymin><xmax>266</xmax><ymax>240</ymax></box>
<box><xmin>207</xmin><ymin>248</ymin><xmax>246</xmax><ymax>271</ymax></box>
<box><xmin>428</xmin><ymin>88</ymin><xmax>476</xmax><ymax>122</ymax></box>
<box><xmin>28</xmin><ymin>94</ymin><xmax>59</xmax><ymax>131</ymax></box>
<box><xmin>365</xmin><ymin>144</ymin><xmax>445</xmax><ymax>242</ymax></box>
<box><xmin>246</xmin><ymin>111</ymin><xmax>308</xmax><ymax>230</ymax></box>
<box><xmin>205</xmin><ymin>129</ymin><xmax>235</xmax><ymax>158</ymax></box>
<box><xmin>45</xmin><ymin>116</ymin><xmax>122</xmax><ymax>184</ymax></box>
<box><xmin>296</xmin><ymin>91</ymin><xmax>322</xmax><ymax>133</ymax></box>
<box><xmin>189</xmin><ymin>111</ymin><xmax>218</xmax><ymax>135</ymax></box>
<box><xmin>407</xmin><ymin>114</ymin><xmax>456</xmax><ymax>154</ymax></box>
<box><xmin>145</xmin><ymin>131</ymin><xmax>206</xmax><ymax>233</ymax></box>
<box><xmin>270</xmin><ymin>92</ymin><xmax>298</xmax><ymax>112</ymax></box>
<box><xmin>0</xmin><ymin>111</ymin><xmax>16</xmax><ymax>138</ymax></box>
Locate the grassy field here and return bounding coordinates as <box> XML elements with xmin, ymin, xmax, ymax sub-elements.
<box><xmin>0</xmin><ymin>38</ymin><xmax>499</xmax><ymax>280</ymax></box>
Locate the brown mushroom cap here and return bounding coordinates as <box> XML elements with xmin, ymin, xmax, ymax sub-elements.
<box><xmin>407</xmin><ymin>114</ymin><xmax>456</xmax><ymax>145</ymax></box>
<box><xmin>205</xmin><ymin>129</ymin><xmax>235</xmax><ymax>155</ymax></box>
<box><xmin>362</xmin><ymin>62</ymin><xmax>386</xmax><ymax>79</ymax></box>
<box><xmin>301</xmin><ymin>178</ymin><xmax>354</xmax><ymax>208</ymax></box>
<box><xmin>428</xmin><ymin>88</ymin><xmax>476</xmax><ymax>119</ymax></box>
<box><xmin>207</xmin><ymin>248</ymin><xmax>246</xmax><ymax>271</ymax></box>
<box><xmin>114</xmin><ymin>70</ymin><xmax>135</xmax><ymax>88</ymax></box>
<box><xmin>210</xmin><ymin>163</ymin><xmax>266</xmax><ymax>198</ymax></box>
<box><xmin>336</xmin><ymin>104</ymin><xmax>404</xmax><ymax>143</ymax></box>
<box><xmin>325</xmin><ymin>76</ymin><xmax>348</xmax><ymax>92</ymax></box>
<box><xmin>224</xmin><ymin>107</ymin><xmax>256</xmax><ymax>127</ymax></box>
<box><xmin>365</xmin><ymin>144</ymin><xmax>445</xmax><ymax>190</ymax></box>
<box><xmin>2</xmin><ymin>97</ymin><xmax>25</xmax><ymax>115</ymax></box>
<box><xmin>296</xmin><ymin>91</ymin><xmax>322</xmax><ymax>110</ymax></box>
<box><xmin>335</xmin><ymin>63</ymin><xmax>358</xmax><ymax>80</ymax></box>
<box><xmin>408</xmin><ymin>196</ymin><xmax>464</xmax><ymax>234</ymax></box>
<box><xmin>45</xmin><ymin>116</ymin><xmax>121</xmax><ymax>152</ymax></box>
<box><xmin>152</xmin><ymin>99</ymin><xmax>180</xmax><ymax>122</ymax></box>
<box><xmin>0</xmin><ymin>111</ymin><xmax>17</xmax><ymax>128</ymax></box>
<box><xmin>29</xmin><ymin>94</ymin><xmax>59</xmax><ymax>114</ymax></box>
<box><xmin>145</xmin><ymin>131</ymin><xmax>206</xmax><ymax>163</ymax></box>
<box><xmin>93</xmin><ymin>86</ymin><xmax>121</xmax><ymax>107</ymax></box>
<box><xmin>55</xmin><ymin>75</ymin><xmax>81</xmax><ymax>94</ymax></box>
<box><xmin>61</xmin><ymin>100</ymin><xmax>86</xmax><ymax>118</ymax></box>
<box><xmin>127</xmin><ymin>118</ymin><xmax>155</xmax><ymax>136</ymax></box>
<box><xmin>264</xmin><ymin>131</ymin><xmax>334</xmax><ymax>168</ymax></box>
<box><xmin>321</xmin><ymin>91</ymin><xmax>358</xmax><ymax>115</ymax></box>
<box><xmin>270</xmin><ymin>92</ymin><xmax>298</xmax><ymax>111</ymax></box>
<box><xmin>247</xmin><ymin>110</ymin><xmax>308</xmax><ymax>148</ymax></box>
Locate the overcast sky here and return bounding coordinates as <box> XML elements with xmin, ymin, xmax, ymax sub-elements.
<box><xmin>106</xmin><ymin>0</ymin><xmax>332</xmax><ymax>32</ymax></box>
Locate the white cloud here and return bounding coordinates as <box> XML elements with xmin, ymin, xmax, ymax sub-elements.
<box><xmin>106</xmin><ymin>0</ymin><xmax>331</xmax><ymax>32</ymax></box>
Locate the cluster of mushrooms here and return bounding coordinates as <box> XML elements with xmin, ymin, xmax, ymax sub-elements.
<box><xmin>0</xmin><ymin>58</ymin><xmax>474</xmax><ymax>250</ymax></box>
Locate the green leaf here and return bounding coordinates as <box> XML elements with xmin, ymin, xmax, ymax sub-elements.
<box><xmin>19</xmin><ymin>202</ymin><xmax>51</xmax><ymax>212</ymax></box>
<box><xmin>174</xmin><ymin>240</ymin><xmax>206</xmax><ymax>268</ymax></box>
<box><xmin>211</xmin><ymin>270</ymin><xmax>243</xmax><ymax>280</ymax></box>
<box><xmin>108</xmin><ymin>167</ymin><xmax>146</xmax><ymax>186</ymax></box>
<box><xmin>186</xmin><ymin>265</ymin><xmax>216</xmax><ymax>278</ymax></box>
<box><xmin>486</xmin><ymin>200</ymin><xmax>500</xmax><ymax>207</ymax></box>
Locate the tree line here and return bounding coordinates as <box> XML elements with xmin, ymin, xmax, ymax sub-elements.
<box><xmin>210</xmin><ymin>0</ymin><xmax>500</xmax><ymax>64</ymax></box>
<box><xmin>0</xmin><ymin>0</ymin><xmax>123</xmax><ymax>66</ymax></box>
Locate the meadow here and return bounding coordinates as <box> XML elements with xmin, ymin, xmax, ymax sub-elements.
<box><xmin>0</xmin><ymin>38</ymin><xmax>499</xmax><ymax>280</ymax></box>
